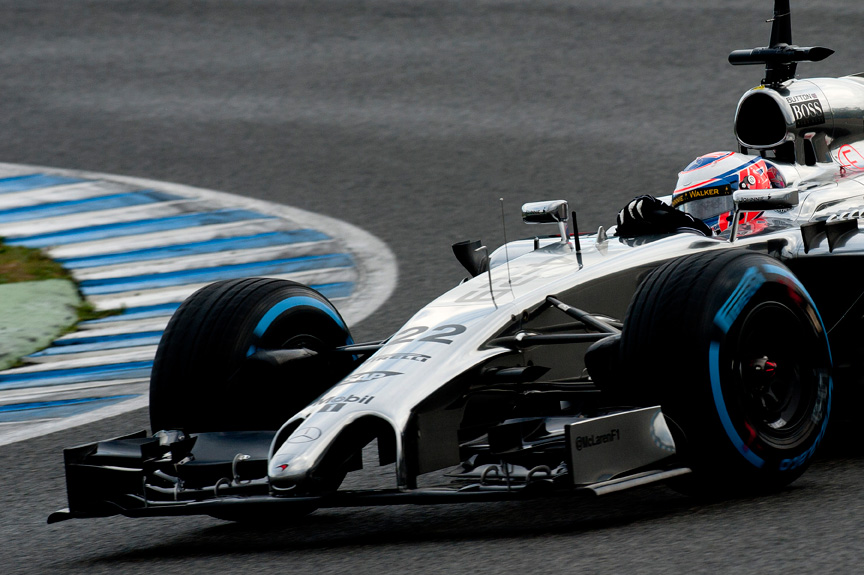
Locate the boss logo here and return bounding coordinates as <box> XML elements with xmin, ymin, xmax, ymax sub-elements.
<box><xmin>790</xmin><ymin>99</ymin><xmax>825</xmax><ymax>128</ymax></box>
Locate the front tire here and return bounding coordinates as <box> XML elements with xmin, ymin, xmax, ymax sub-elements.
<box><xmin>620</xmin><ymin>250</ymin><xmax>832</xmax><ymax>494</ymax></box>
<box><xmin>150</xmin><ymin>278</ymin><xmax>356</xmax><ymax>433</ymax></box>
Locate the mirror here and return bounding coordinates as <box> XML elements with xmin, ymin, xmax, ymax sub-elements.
<box><xmin>521</xmin><ymin>200</ymin><xmax>570</xmax><ymax>246</ymax></box>
<box><xmin>732</xmin><ymin>187</ymin><xmax>800</xmax><ymax>212</ymax></box>
<box><xmin>522</xmin><ymin>200</ymin><xmax>569</xmax><ymax>224</ymax></box>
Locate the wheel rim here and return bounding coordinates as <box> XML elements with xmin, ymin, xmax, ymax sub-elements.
<box><xmin>727</xmin><ymin>301</ymin><xmax>821</xmax><ymax>450</ymax></box>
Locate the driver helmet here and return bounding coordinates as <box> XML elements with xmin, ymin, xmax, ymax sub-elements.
<box><xmin>672</xmin><ymin>151</ymin><xmax>784</xmax><ymax>232</ymax></box>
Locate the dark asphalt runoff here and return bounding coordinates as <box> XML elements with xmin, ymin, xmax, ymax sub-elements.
<box><xmin>2</xmin><ymin>1</ymin><xmax>864</xmax><ymax>573</ymax></box>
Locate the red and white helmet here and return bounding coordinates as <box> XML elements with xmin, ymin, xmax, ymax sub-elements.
<box><xmin>672</xmin><ymin>152</ymin><xmax>783</xmax><ymax>232</ymax></box>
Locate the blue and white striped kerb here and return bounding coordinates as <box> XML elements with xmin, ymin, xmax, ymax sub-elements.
<box><xmin>0</xmin><ymin>164</ymin><xmax>397</xmax><ymax>446</ymax></box>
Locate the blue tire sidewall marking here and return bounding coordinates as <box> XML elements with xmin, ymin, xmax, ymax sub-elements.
<box><xmin>708</xmin><ymin>340</ymin><xmax>766</xmax><ymax>468</ymax></box>
<box><xmin>247</xmin><ymin>295</ymin><xmax>354</xmax><ymax>357</ymax></box>
<box><xmin>709</xmin><ymin>261</ymin><xmax>832</xmax><ymax>470</ymax></box>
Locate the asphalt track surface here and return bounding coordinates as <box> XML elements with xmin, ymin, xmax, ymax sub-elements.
<box><xmin>3</xmin><ymin>1</ymin><xmax>864</xmax><ymax>573</ymax></box>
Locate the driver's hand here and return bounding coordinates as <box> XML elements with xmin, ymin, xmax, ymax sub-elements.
<box><xmin>616</xmin><ymin>195</ymin><xmax>711</xmax><ymax>237</ymax></box>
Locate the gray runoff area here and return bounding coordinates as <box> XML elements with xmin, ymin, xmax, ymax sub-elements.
<box><xmin>1</xmin><ymin>2</ymin><xmax>864</xmax><ymax>575</ymax></box>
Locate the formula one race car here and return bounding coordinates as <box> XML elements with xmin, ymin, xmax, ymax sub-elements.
<box><xmin>50</xmin><ymin>1</ymin><xmax>863</xmax><ymax>524</ymax></box>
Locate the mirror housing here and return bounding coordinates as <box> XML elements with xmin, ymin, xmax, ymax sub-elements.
<box><xmin>522</xmin><ymin>200</ymin><xmax>569</xmax><ymax>224</ymax></box>
<box><xmin>732</xmin><ymin>187</ymin><xmax>800</xmax><ymax>212</ymax></box>
<box><xmin>522</xmin><ymin>200</ymin><xmax>570</xmax><ymax>244</ymax></box>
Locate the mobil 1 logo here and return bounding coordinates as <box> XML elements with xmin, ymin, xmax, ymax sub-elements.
<box><xmin>786</xmin><ymin>94</ymin><xmax>825</xmax><ymax>128</ymax></box>
<box><xmin>313</xmin><ymin>393</ymin><xmax>376</xmax><ymax>413</ymax></box>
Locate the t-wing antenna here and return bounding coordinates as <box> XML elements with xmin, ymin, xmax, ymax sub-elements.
<box><xmin>728</xmin><ymin>0</ymin><xmax>833</xmax><ymax>87</ymax></box>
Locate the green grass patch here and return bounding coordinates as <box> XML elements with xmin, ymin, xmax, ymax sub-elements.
<box><xmin>0</xmin><ymin>240</ymin><xmax>70</xmax><ymax>283</ymax></box>
<box><xmin>0</xmin><ymin>239</ymin><xmax>123</xmax><ymax>326</ymax></box>
<box><xmin>0</xmin><ymin>239</ymin><xmax>126</xmax><ymax>369</ymax></box>
<box><xmin>75</xmin><ymin>300</ymin><xmax>123</xmax><ymax>323</ymax></box>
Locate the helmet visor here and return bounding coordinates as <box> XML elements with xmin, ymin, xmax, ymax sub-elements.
<box><xmin>671</xmin><ymin>183</ymin><xmax>734</xmax><ymax>220</ymax></box>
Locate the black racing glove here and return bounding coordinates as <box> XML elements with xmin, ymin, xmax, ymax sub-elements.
<box><xmin>615</xmin><ymin>195</ymin><xmax>712</xmax><ymax>238</ymax></box>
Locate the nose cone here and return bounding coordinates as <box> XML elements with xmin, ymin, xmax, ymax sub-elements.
<box><xmin>268</xmin><ymin>424</ymin><xmax>328</xmax><ymax>490</ymax></box>
<box><xmin>268</xmin><ymin>457</ymin><xmax>300</xmax><ymax>491</ymax></box>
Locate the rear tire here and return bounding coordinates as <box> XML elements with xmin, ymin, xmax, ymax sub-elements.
<box><xmin>620</xmin><ymin>250</ymin><xmax>832</xmax><ymax>494</ymax></box>
<box><xmin>150</xmin><ymin>278</ymin><xmax>356</xmax><ymax>433</ymax></box>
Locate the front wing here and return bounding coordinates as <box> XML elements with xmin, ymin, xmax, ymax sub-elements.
<box><xmin>49</xmin><ymin>406</ymin><xmax>690</xmax><ymax>523</ymax></box>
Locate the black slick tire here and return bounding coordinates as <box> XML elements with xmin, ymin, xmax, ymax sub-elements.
<box><xmin>149</xmin><ymin>278</ymin><xmax>355</xmax><ymax>433</ymax></box>
<box><xmin>620</xmin><ymin>250</ymin><xmax>832</xmax><ymax>494</ymax></box>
